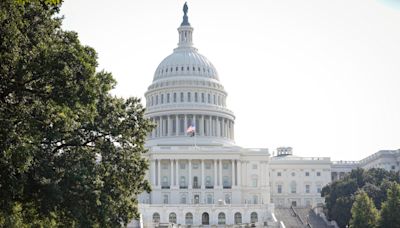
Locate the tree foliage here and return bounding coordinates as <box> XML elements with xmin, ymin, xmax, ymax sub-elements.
<box><xmin>349</xmin><ymin>190</ymin><xmax>379</xmax><ymax>228</ymax></box>
<box><xmin>321</xmin><ymin>168</ymin><xmax>400</xmax><ymax>227</ymax></box>
<box><xmin>0</xmin><ymin>0</ymin><xmax>153</xmax><ymax>227</ymax></box>
<box><xmin>379</xmin><ymin>183</ymin><xmax>400</xmax><ymax>228</ymax></box>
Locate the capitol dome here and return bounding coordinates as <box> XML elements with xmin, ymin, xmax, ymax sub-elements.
<box><xmin>145</xmin><ymin>3</ymin><xmax>235</xmax><ymax>147</ymax></box>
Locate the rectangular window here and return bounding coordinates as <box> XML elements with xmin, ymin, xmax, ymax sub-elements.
<box><xmin>180</xmin><ymin>163</ymin><xmax>186</xmax><ymax>169</ymax></box>
<box><xmin>208</xmin><ymin>94</ymin><xmax>211</xmax><ymax>103</ymax></box>
<box><xmin>195</xmin><ymin>92</ymin><xmax>198</xmax><ymax>102</ymax></box>
<box><xmin>277</xmin><ymin>172</ymin><xmax>281</xmax><ymax>177</ymax></box>
<box><xmin>161</xmin><ymin>94</ymin><xmax>164</xmax><ymax>103</ymax></box>
<box><xmin>306</xmin><ymin>185</ymin><xmax>310</xmax><ymax>193</ymax></box>
<box><xmin>173</xmin><ymin>93</ymin><xmax>177</xmax><ymax>102</ymax></box>
<box><xmin>201</xmin><ymin>93</ymin><xmax>205</xmax><ymax>102</ymax></box>
<box><xmin>277</xmin><ymin>185</ymin><xmax>282</xmax><ymax>194</ymax></box>
<box><xmin>317</xmin><ymin>186</ymin><xmax>322</xmax><ymax>193</ymax></box>
<box><xmin>180</xmin><ymin>92</ymin><xmax>184</xmax><ymax>102</ymax></box>
<box><xmin>252</xmin><ymin>164</ymin><xmax>258</xmax><ymax>169</ymax></box>
<box><xmin>317</xmin><ymin>172</ymin><xmax>321</xmax><ymax>176</ymax></box>
<box><xmin>167</xmin><ymin>93</ymin><xmax>170</xmax><ymax>103</ymax></box>
<box><xmin>156</xmin><ymin>95</ymin><xmax>158</xmax><ymax>105</ymax></box>
<box><xmin>187</xmin><ymin>92</ymin><xmax>191</xmax><ymax>102</ymax></box>
<box><xmin>205</xmin><ymin>163</ymin><xmax>211</xmax><ymax>169</ymax></box>
<box><xmin>305</xmin><ymin>172</ymin><xmax>309</xmax><ymax>176</ymax></box>
<box><xmin>223</xmin><ymin>163</ymin><xmax>229</xmax><ymax>169</ymax></box>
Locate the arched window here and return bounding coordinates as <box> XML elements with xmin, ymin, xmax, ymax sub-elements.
<box><xmin>218</xmin><ymin>212</ymin><xmax>226</xmax><ymax>225</ymax></box>
<box><xmin>152</xmin><ymin>213</ymin><xmax>160</xmax><ymax>223</ymax></box>
<box><xmin>169</xmin><ymin>212</ymin><xmax>177</xmax><ymax>224</ymax></box>
<box><xmin>251</xmin><ymin>212</ymin><xmax>258</xmax><ymax>223</ymax></box>
<box><xmin>234</xmin><ymin>212</ymin><xmax>242</xmax><ymax>224</ymax></box>
<box><xmin>202</xmin><ymin>212</ymin><xmax>209</xmax><ymax>225</ymax></box>
<box><xmin>185</xmin><ymin>212</ymin><xmax>193</xmax><ymax>225</ymax></box>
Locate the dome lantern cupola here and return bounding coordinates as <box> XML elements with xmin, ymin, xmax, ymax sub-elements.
<box><xmin>178</xmin><ymin>2</ymin><xmax>193</xmax><ymax>48</ymax></box>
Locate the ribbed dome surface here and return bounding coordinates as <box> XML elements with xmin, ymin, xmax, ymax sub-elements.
<box><xmin>153</xmin><ymin>48</ymin><xmax>219</xmax><ymax>81</ymax></box>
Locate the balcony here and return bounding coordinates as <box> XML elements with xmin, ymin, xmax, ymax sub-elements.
<box><xmin>180</xmin><ymin>186</ymin><xmax>188</xmax><ymax>189</ymax></box>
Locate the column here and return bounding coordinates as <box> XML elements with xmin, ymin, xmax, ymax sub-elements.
<box><xmin>170</xmin><ymin>159</ymin><xmax>174</xmax><ymax>187</ymax></box>
<box><xmin>214</xmin><ymin>160</ymin><xmax>217</xmax><ymax>187</ymax></box>
<box><xmin>157</xmin><ymin>159</ymin><xmax>161</xmax><ymax>187</ymax></box>
<box><xmin>159</xmin><ymin>117</ymin><xmax>163</xmax><ymax>136</ymax></box>
<box><xmin>184</xmin><ymin>115</ymin><xmax>188</xmax><ymax>133</ymax></box>
<box><xmin>201</xmin><ymin>159</ymin><xmax>205</xmax><ymax>189</ymax></box>
<box><xmin>188</xmin><ymin>159</ymin><xmax>192</xmax><ymax>188</ymax></box>
<box><xmin>175</xmin><ymin>115</ymin><xmax>179</xmax><ymax>135</ymax></box>
<box><xmin>219</xmin><ymin>159</ymin><xmax>223</xmax><ymax>187</ymax></box>
<box><xmin>216</xmin><ymin>117</ymin><xmax>220</xmax><ymax>137</ymax></box>
<box><xmin>209</xmin><ymin>116</ymin><xmax>213</xmax><ymax>136</ymax></box>
<box><xmin>199</xmin><ymin>115</ymin><xmax>204</xmax><ymax>136</ymax></box>
<box><xmin>237</xmin><ymin>161</ymin><xmax>241</xmax><ymax>187</ymax></box>
<box><xmin>222</xmin><ymin>119</ymin><xmax>226</xmax><ymax>137</ymax></box>
<box><xmin>231</xmin><ymin>159</ymin><xmax>235</xmax><ymax>187</ymax></box>
<box><xmin>175</xmin><ymin>159</ymin><xmax>179</xmax><ymax>187</ymax></box>
<box><xmin>151</xmin><ymin>159</ymin><xmax>156</xmax><ymax>185</ymax></box>
<box><xmin>167</xmin><ymin>115</ymin><xmax>172</xmax><ymax>136</ymax></box>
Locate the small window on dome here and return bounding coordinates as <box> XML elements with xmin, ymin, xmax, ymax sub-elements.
<box><xmin>201</xmin><ymin>93</ymin><xmax>205</xmax><ymax>102</ymax></box>
<box><xmin>173</xmin><ymin>93</ymin><xmax>177</xmax><ymax>102</ymax></box>
<box><xmin>193</xmin><ymin>66</ymin><xmax>195</xmax><ymax>71</ymax></box>
<box><xmin>161</xmin><ymin>69</ymin><xmax>164</xmax><ymax>73</ymax></box>
<box><xmin>180</xmin><ymin>92</ymin><xmax>184</xmax><ymax>102</ymax></box>
<box><xmin>207</xmin><ymin>69</ymin><xmax>210</xmax><ymax>73</ymax></box>
<box><xmin>187</xmin><ymin>66</ymin><xmax>190</xmax><ymax>71</ymax></box>
<box><xmin>176</xmin><ymin>67</ymin><xmax>178</xmax><ymax>71</ymax></box>
<box><xmin>170</xmin><ymin>67</ymin><xmax>173</xmax><ymax>72</ymax></box>
<box><xmin>203</xmin><ymin>68</ymin><xmax>205</xmax><ymax>72</ymax></box>
<box><xmin>198</xmin><ymin>67</ymin><xmax>200</xmax><ymax>71</ymax></box>
<box><xmin>194</xmin><ymin>92</ymin><xmax>198</xmax><ymax>102</ymax></box>
<box><xmin>166</xmin><ymin>68</ymin><xmax>168</xmax><ymax>72</ymax></box>
<box><xmin>181</xmin><ymin>66</ymin><xmax>184</xmax><ymax>71</ymax></box>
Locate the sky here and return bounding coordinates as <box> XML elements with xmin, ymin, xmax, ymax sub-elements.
<box><xmin>59</xmin><ymin>0</ymin><xmax>400</xmax><ymax>161</ymax></box>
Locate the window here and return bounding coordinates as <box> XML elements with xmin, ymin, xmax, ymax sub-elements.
<box><xmin>180</xmin><ymin>176</ymin><xmax>186</xmax><ymax>187</ymax></box>
<box><xmin>176</xmin><ymin>67</ymin><xmax>178</xmax><ymax>71</ymax></box>
<box><xmin>290</xmin><ymin>181</ymin><xmax>297</xmax><ymax>194</ymax></box>
<box><xmin>180</xmin><ymin>92</ymin><xmax>184</xmax><ymax>102</ymax></box>
<box><xmin>152</xmin><ymin>213</ymin><xmax>160</xmax><ymax>223</ymax></box>
<box><xmin>173</xmin><ymin>93</ymin><xmax>177</xmax><ymax>102</ymax></box>
<box><xmin>193</xmin><ymin>163</ymin><xmax>199</xmax><ymax>169</ymax></box>
<box><xmin>291</xmin><ymin>172</ymin><xmax>295</xmax><ymax>177</ymax></box>
<box><xmin>306</xmin><ymin>184</ymin><xmax>310</xmax><ymax>193</ymax></box>
<box><xmin>223</xmin><ymin>176</ymin><xmax>229</xmax><ymax>187</ymax></box>
<box><xmin>162</xmin><ymin>176</ymin><xmax>168</xmax><ymax>187</ymax></box>
<box><xmin>155</xmin><ymin>95</ymin><xmax>158</xmax><ymax>105</ymax></box>
<box><xmin>163</xmin><ymin>194</ymin><xmax>168</xmax><ymax>204</ymax></box>
<box><xmin>234</xmin><ymin>212</ymin><xmax>242</xmax><ymax>224</ymax></box>
<box><xmin>317</xmin><ymin>172</ymin><xmax>321</xmax><ymax>176</ymax></box>
<box><xmin>201</xmin><ymin>93</ymin><xmax>205</xmax><ymax>102</ymax></box>
<box><xmin>193</xmin><ymin>176</ymin><xmax>199</xmax><ymax>188</ymax></box>
<box><xmin>252</xmin><ymin>164</ymin><xmax>258</xmax><ymax>169</ymax></box>
<box><xmin>169</xmin><ymin>212</ymin><xmax>177</xmax><ymax>224</ymax></box>
<box><xmin>181</xmin><ymin>66</ymin><xmax>184</xmax><ymax>71</ymax></box>
<box><xmin>225</xmin><ymin>194</ymin><xmax>231</xmax><ymax>204</ymax></box>
<box><xmin>253</xmin><ymin>195</ymin><xmax>258</xmax><ymax>204</ymax></box>
<box><xmin>251</xmin><ymin>212</ymin><xmax>258</xmax><ymax>223</ymax></box>
<box><xmin>195</xmin><ymin>92</ymin><xmax>198</xmax><ymax>102</ymax></box>
<box><xmin>277</xmin><ymin>172</ymin><xmax>281</xmax><ymax>177</ymax></box>
<box><xmin>194</xmin><ymin>194</ymin><xmax>200</xmax><ymax>204</ymax></box>
<box><xmin>252</xmin><ymin>176</ymin><xmax>258</xmax><ymax>187</ymax></box>
<box><xmin>207</xmin><ymin>194</ymin><xmax>213</xmax><ymax>204</ymax></box>
<box><xmin>180</xmin><ymin>194</ymin><xmax>187</xmax><ymax>204</ymax></box>
<box><xmin>305</xmin><ymin>172</ymin><xmax>310</xmax><ymax>176</ymax></box>
<box><xmin>218</xmin><ymin>212</ymin><xmax>226</xmax><ymax>225</ymax></box>
<box><xmin>187</xmin><ymin>92</ymin><xmax>191</xmax><ymax>102</ymax></box>
<box><xmin>208</xmin><ymin>94</ymin><xmax>211</xmax><ymax>103</ymax></box>
<box><xmin>162</xmin><ymin>164</ymin><xmax>168</xmax><ymax>169</ymax></box>
<box><xmin>223</xmin><ymin>163</ymin><xmax>229</xmax><ymax>169</ymax></box>
<box><xmin>205</xmin><ymin>176</ymin><xmax>211</xmax><ymax>187</ymax></box>
<box><xmin>202</xmin><ymin>212</ymin><xmax>209</xmax><ymax>225</ymax></box>
<box><xmin>167</xmin><ymin>93</ymin><xmax>170</xmax><ymax>103</ymax></box>
<box><xmin>277</xmin><ymin>185</ymin><xmax>282</xmax><ymax>194</ymax></box>
<box><xmin>205</xmin><ymin>163</ymin><xmax>211</xmax><ymax>169</ymax></box>
<box><xmin>180</xmin><ymin>163</ymin><xmax>186</xmax><ymax>169</ymax></box>
<box><xmin>213</xmin><ymin>95</ymin><xmax>216</xmax><ymax>104</ymax></box>
<box><xmin>161</xmin><ymin>94</ymin><xmax>164</xmax><ymax>103</ymax></box>
<box><xmin>317</xmin><ymin>185</ymin><xmax>322</xmax><ymax>193</ymax></box>
<box><xmin>151</xmin><ymin>96</ymin><xmax>154</xmax><ymax>106</ymax></box>
<box><xmin>185</xmin><ymin>213</ymin><xmax>193</xmax><ymax>225</ymax></box>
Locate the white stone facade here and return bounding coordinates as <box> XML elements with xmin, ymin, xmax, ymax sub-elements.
<box><xmin>134</xmin><ymin>3</ymin><xmax>399</xmax><ymax>227</ymax></box>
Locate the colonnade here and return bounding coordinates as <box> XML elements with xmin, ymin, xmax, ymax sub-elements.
<box><xmin>151</xmin><ymin>159</ymin><xmax>241</xmax><ymax>189</ymax></box>
<box><xmin>149</xmin><ymin>114</ymin><xmax>234</xmax><ymax>140</ymax></box>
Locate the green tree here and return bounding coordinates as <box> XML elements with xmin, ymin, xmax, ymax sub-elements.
<box><xmin>0</xmin><ymin>0</ymin><xmax>153</xmax><ymax>227</ymax></box>
<box><xmin>379</xmin><ymin>183</ymin><xmax>400</xmax><ymax>228</ymax></box>
<box><xmin>349</xmin><ymin>190</ymin><xmax>379</xmax><ymax>228</ymax></box>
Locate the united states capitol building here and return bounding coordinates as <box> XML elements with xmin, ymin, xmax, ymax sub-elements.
<box><xmin>135</xmin><ymin>3</ymin><xmax>400</xmax><ymax>227</ymax></box>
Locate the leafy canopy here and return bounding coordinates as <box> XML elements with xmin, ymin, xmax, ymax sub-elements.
<box><xmin>0</xmin><ymin>0</ymin><xmax>153</xmax><ymax>227</ymax></box>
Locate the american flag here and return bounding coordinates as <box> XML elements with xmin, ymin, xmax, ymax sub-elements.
<box><xmin>186</xmin><ymin>125</ymin><xmax>196</xmax><ymax>137</ymax></box>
